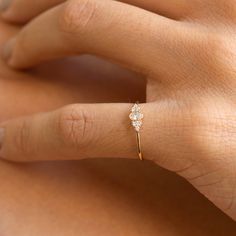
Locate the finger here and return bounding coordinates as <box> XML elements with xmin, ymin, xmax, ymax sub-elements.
<box><xmin>0</xmin><ymin>0</ymin><xmax>193</xmax><ymax>24</ymax></box>
<box><xmin>0</xmin><ymin>103</ymin><xmax>152</xmax><ymax>161</ymax></box>
<box><xmin>121</xmin><ymin>0</ymin><xmax>193</xmax><ymax>19</ymax></box>
<box><xmin>0</xmin><ymin>0</ymin><xmax>64</xmax><ymax>23</ymax></box>
<box><xmin>2</xmin><ymin>0</ymin><xmax>186</xmax><ymax>73</ymax></box>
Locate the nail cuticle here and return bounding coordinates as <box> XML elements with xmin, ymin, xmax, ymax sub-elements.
<box><xmin>0</xmin><ymin>0</ymin><xmax>11</xmax><ymax>12</ymax></box>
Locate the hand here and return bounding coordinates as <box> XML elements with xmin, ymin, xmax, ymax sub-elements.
<box><xmin>1</xmin><ymin>0</ymin><xmax>236</xmax><ymax>221</ymax></box>
<box><xmin>0</xmin><ymin>18</ymin><xmax>144</xmax><ymax>121</ymax></box>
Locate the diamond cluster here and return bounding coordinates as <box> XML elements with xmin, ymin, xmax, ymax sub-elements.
<box><xmin>129</xmin><ymin>103</ymin><xmax>143</xmax><ymax>132</ymax></box>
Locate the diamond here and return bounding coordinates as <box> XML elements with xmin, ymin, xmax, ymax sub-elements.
<box><xmin>129</xmin><ymin>102</ymin><xmax>144</xmax><ymax>161</ymax></box>
<box><xmin>131</xmin><ymin>104</ymin><xmax>141</xmax><ymax>112</ymax></box>
<box><xmin>132</xmin><ymin>120</ymin><xmax>142</xmax><ymax>132</ymax></box>
<box><xmin>129</xmin><ymin>112</ymin><xmax>144</xmax><ymax>121</ymax></box>
<box><xmin>130</xmin><ymin>103</ymin><xmax>143</xmax><ymax>132</ymax></box>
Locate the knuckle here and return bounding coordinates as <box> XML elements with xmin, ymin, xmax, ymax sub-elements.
<box><xmin>183</xmin><ymin>29</ymin><xmax>236</xmax><ymax>82</ymax></box>
<box><xmin>190</xmin><ymin>103</ymin><xmax>236</xmax><ymax>158</ymax></box>
<box><xmin>56</xmin><ymin>105</ymin><xmax>94</xmax><ymax>148</ymax></box>
<box><xmin>201</xmin><ymin>32</ymin><xmax>228</xmax><ymax>60</ymax></box>
<box><xmin>211</xmin><ymin>0</ymin><xmax>236</xmax><ymax>20</ymax></box>
<box><xmin>162</xmin><ymin>101</ymin><xmax>235</xmax><ymax>162</ymax></box>
<box><xmin>186</xmin><ymin>31</ymin><xmax>222</xmax><ymax>62</ymax></box>
<box><xmin>59</xmin><ymin>0</ymin><xmax>98</xmax><ymax>34</ymax></box>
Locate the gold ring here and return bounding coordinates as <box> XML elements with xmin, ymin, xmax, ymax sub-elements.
<box><xmin>129</xmin><ymin>102</ymin><xmax>144</xmax><ymax>161</ymax></box>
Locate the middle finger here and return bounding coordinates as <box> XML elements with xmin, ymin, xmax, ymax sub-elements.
<box><xmin>2</xmin><ymin>0</ymin><xmax>187</xmax><ymax>74</ymax></box>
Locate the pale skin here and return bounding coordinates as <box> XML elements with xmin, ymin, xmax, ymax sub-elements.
<box><xmin>1</xmin><ymin>0</ymin><xmax>236</xmax><ymax>223</ymax></box>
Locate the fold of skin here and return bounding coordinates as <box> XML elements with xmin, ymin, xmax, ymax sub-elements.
<box><xmin>0</xmin><ymin>20</ymin><xmax>235</xmax><ymax>235</ymax></box>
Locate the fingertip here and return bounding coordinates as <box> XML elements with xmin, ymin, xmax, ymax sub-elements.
<box><xmin>0</xmin><ymin>0</ymin><xmax>19</xmax><ymax>24</ymax></box>
<box><xmin>0</xmin><ymin>0</ymin><xmax>11</xmax><ymax>12</ymax></box>
<box><xmin>0</xmin><ymin>0</ymin><xmax>26</xmax><ymax>24</ymax></box>
<box><xmin>1</xmin><ymin>37</ymin><xmax>16</xmax><ymax>66</ymax></box>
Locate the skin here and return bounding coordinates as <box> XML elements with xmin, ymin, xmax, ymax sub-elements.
<box><xmin>0</xmin><ymin>18</ymin><xmax>235</xmax><ymax>236</ymax></box>
<box><xmin>1</xmin><ymin>0</ymin><xmax>236</xmax><ymax>226</ymax></box>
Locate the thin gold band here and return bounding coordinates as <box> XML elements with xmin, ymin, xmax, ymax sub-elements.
<box><xmin>136</xmin><ymin>131</ymin><xmax>143</xmax><ymax>161</ymax></box>
<box><xmin>129</xmin><ymin>102</ymin><xmax>144</xmax><ymax>161</ymax></box>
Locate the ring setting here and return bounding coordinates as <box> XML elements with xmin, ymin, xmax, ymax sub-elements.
<box><xmin>129</xmin><ymin>102</ymin><xmax>144</xmax><ymax>160</ymax></box>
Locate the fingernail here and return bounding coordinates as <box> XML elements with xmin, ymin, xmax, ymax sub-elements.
<box><xmin>0</xmin><ymin>0</ymin><xmax>11</xmax><ymax>12</ymax></box>
<box><xmin>2</xmin><ymin>38</ymin><xmax>15</xmax><ymax>62</ymax></box>
<box><xmin>0</xmin><ymin>128</ymin><xmax>4</xmax><ymax>152</ymax></box>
